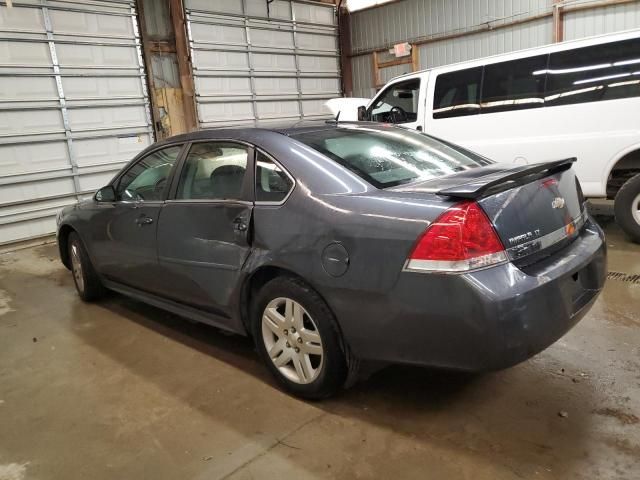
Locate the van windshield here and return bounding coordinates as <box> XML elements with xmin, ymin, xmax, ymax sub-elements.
<box><xmin>291</xmin><ymin>126</ymin><xmax>490</xmax><ymax>188</ymax></box>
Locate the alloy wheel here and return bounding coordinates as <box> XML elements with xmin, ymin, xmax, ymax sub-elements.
<box><xmin>261</xmin><ymin>297</ymin><xmax>324</xmax><ymax>384</ymax></box>
<box><xmin>633</xmin><ymin>193</ymin><xmax>640</xmax><ymax>225</ymax></box>
<box><xmin>70</xmin><ymin>242</ymin><xmax>85</xmax><ymax>293</ymax></box>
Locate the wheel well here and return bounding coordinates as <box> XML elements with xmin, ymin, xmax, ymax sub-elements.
<box><xmin>239</xmin><ymin>266</ymin><xmax>305</xmax><ymax>334</ymax></box>
<box><xmin>57</xmin><ymin>225</ymin><xmax>75</xmax><ymax>270</ymax></box>
<box><xmin>607</xmin><ymin>149</ymin><xmax>640</xmax><ymax>199</ymax></box>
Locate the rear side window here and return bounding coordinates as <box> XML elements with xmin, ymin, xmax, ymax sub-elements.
<box><xmin>255</xmin><ymin>152</ymin><xmax>293</xmax><ymax>203</ymax></box>
<box><xmin>432</xmin><ymin>67</ymin><xmax>482</xmax><ymax>119</ymax></box>
<box><xmin>481</xmin><ymin>55</ymin><xmax>548</xmax><ymax>113</ymax></box>
<box><xmin>176</xmin><ymin>142</ymin><xmax>248</xmax><ymax>200</ymax></box>
<box><xmin>545</xmin><ymin>38</ymin><xmax>640</xmax><ymax>106</ymax></box>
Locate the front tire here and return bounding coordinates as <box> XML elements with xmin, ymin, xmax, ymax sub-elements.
<box><xmin>252</xmin><ymin>276</ymin><xmax>348</xmax><ymax>399</ymax></box>
<box><xmin>68</xmin><ymin>232</ymin><xmax>105</xmax><ymax>301</ymax></box>
<box><xmin>614</xmin><ymin>173</ymin><xmax>640</xmax><ymax>243</ymax></box>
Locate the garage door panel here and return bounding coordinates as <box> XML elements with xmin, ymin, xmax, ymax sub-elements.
<box><xmin>0</xmin><ymin>109</ymin><xmax>63</xmax><ymax>136</ymax></box>
<box><xmin>195</xmin><ymin>76</ymin><xmax>252</xmax><ymax>97</ymax></box>
<box><xmin>0</xmin><ymin>141</ymin><xmax>69</xmax><ymax>177</ymax></box>
<box><xmin>49</xmin><ymin>10</ymin><xmax>134</xmax><ymax>37</ymax></box>
<box><xmin>245</xmin><ymin>0</ymin><xmax>291</xmax><ymax>19</ymax></box>
<box><xmin>0</xmin><ymin>5</ymin><xmax>44</xmax><ymax>31</ymax></box>
<box><xmin>67</xmin><ymin>105</ymin><xmax>147</xmax><ymax>131</ymax></box>
<box><xmin>251</xmin><ymin>29</ymin><xmax>294</xmax><ymax>49</ymax></box>
<box><xmin>256</xmin><ymin>100</ymin><xmax>299</xmax><ymax>119</ymax></box>
<box><xmin>297</xmin><ymin>32</ymin><xmax>337</xmax><ymax>51</ymax></box>
<box><xmin>190</xmin><ymin>22</ymin><xmax>245</xmax><ymax>45</ymax></box>
<box><xmin>301</xmin><ymin>98</ymin><xmax>332</xmax><ymax>117</ymax></box>
<box><xmin>0</xmin><ymin>41</ymin><xmax>51</xmax><ymax>66</ymax></box>
<box><xmin>56</xmin><ymin>43</ymin><xmax>138</xmax><ymax>68</ymax></box>
<box><xmin>293</xmin><ymin>3</ymin><xmax>335</xmax><ymax>25</ymax></box>
<box><xmin>73</xmin><ymin>134</ymin><xmax>151</xmax><ymax>168</ymax></box>
<box><xmin>298</xmin><ymin>55</ymin><xmax>339</xmax><ymax>73</ymax></box>
<box><xmin>0</xmin><ymin>177</ymin><xmax>75</xmax><ymax>204</ymax></box>
<box><xmin>199</xmin><ymin>102</ymin><xmax>254</xmax><ymax>124</ymax></box>
<box><xmin>0</xmin><ymin>216</ymin><xmax>58</xmax><ymax>245</ymax></box>
<box><xmin>192</xmin><ymin>50</ymin><xmax>249</xmax><ymax>71</ymax></box>
<box><xmin>300</xmin><ymin>77</ymin><xmax>340</xmax><ymax>95</ymax></box>
<box><xmin>78</xmin><ymin>170</ymin><xmax>121</xmax><ymax>191</ymax></box>
<box><xmin>185</xmin><ymin>0</ymin><xmax>243</xmax><ymax>15</ymax></box>
<box><xmin>62</xmin><ymin>76</ymin><xmax>143</xmax><ymax>100</ymax></box>
<box><xmin>0</xmin><ymin>76</ymin><xmax>58</xmax><ymax>101</ymax></box>
<box><xmin>254</xmin><ymin>77</ymin><xmax>298</xmax><ymax>95</ymax></box>
<box><xmin>252</xmin><ymin>52</ymin><xmax>296</xmax><ymax>72</ymax></box>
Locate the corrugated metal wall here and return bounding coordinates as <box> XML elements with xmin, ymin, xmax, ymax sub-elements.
<box><xmin>0</xmin><ymin>0</ymin><xmax>153</xmax><ymax>245</ymax></box>
<box><xmin>349</xmin><ymin>0</ymin><xmax>640</xmax><ymax>99</ymax></box>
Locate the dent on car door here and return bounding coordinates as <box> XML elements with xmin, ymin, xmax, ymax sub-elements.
<box><xmin>156</xmin><ymin>141</ymin><xmax>255</xmax><ymax>320</ymax></box>
<box><xmin>91</xmin><ymin>144</ymin><xmax>183</xmax><ymax>292</ymax></box>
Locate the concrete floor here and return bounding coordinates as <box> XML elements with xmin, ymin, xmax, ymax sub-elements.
<box><xmin>0</xmin><ymin>216</ymin><xmax>639</xmax><ymax>480</ymax></box>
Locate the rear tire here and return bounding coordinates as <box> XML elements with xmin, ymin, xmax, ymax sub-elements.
<box><xmin>614</xmin><ymin>173</ymin><xmax>640</xmax><ymax>243</ymax></box>
<box><xmin>68</xmin><ymin>232</ymin><xmax>105</xmax><ymax>302</ymax></box>
<box><xmin>252</xmin><ymin>276</ymin><xmax>347</xmax><ymax>399</ymax></box>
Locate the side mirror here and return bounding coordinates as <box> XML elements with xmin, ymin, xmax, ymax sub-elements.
<box><xmin>357</xmin><ymin>105</ymin><xmax>367</xmax><ymax>121</ymax></box>
<box><xmin>95</xmin><ymin>185</ymin><xmax>116</xmax><ymax>202</ymax></box>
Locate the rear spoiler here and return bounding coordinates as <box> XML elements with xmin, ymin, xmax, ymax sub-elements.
<box><xmin>437</xmin><ymin>158</ymin><xmax>577</xmax><ymax>199</ymax></box>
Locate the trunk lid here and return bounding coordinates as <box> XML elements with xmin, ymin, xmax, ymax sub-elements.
<box><xmin>390</xmin><ymin>159</ymin><xmax>587</xmax><ymax>264</ymax></box>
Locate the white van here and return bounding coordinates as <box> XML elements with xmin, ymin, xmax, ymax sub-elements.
<box><xmin>337</xmin><ymin>29</ymin><xmax>640</xmax><ymax>241</ymax></box>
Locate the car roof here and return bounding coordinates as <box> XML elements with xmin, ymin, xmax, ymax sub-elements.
<box><xmin>151</xmin><ymin>121</ymin><xmax>391</xmax><ymax>149</ymax></box>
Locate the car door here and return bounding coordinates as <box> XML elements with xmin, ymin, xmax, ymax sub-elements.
<box><xmin>90</xmin><ymin>144</ymin><xmax>183</xmax><ymax>293</ymax></box>
<box><xmin>156</xmin><ymin>140</ymin><xmax>255</xmax><ymax>318</ymax></box>
<box><xmin>366</xmin><ymin>76</ymin><xmax>424</xmax><ymax>131</ymax></box>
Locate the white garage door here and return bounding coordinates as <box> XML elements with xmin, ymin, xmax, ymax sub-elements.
<box><xmin>0</xmin><ymin>0</ymin><xmax>153</xmax><ymax>245</ymax></box>
<box><xmin>185</xmin><ymin>0</ymin><xmax>341</xmax><ymax>128</ymax></box>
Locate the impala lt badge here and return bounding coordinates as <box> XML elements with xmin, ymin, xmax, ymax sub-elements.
<box><xmin>552</xmin><ymin>197</ymin><xmax>566</xmax><ymax>209</ymax></box>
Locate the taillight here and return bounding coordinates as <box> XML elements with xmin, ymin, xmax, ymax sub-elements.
<box><xmin>405</xmin><ymin>201</ymin><xmax>508</xmax><ymax>273</ymax></box>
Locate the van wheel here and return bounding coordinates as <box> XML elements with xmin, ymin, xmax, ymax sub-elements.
<box><xmin>252</xmin><ymin>276</ymin><xmax>348</xmax><ymax>399</ymax></box>
<box><xmin>614</xmin><ymin>173</ymin><xmax>640</xmax><ymax>243</ymax></box>
<box><xmin>68</xmin><ymin>232</ymin><xmax>106</xmax><ymax>301</ymax></box>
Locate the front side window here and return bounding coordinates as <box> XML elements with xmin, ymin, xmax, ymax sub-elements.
<box><xmin>116</xmin><ymin>145</ymin><xmax>182</xmax><ymax>201</ymax></box>
<box><xmin>255</xmin><ymin>152</ymin><xmax>293</xmax><ymax>203</ymax></box>
<box><xmin>432</xmin><ymin>67</ymin><xmax>482</xmax><ymax>119</ymax></box>
<box><xmin>369</xmin><ymin>78</ymin><xmax>420</xmax><ymax>124</ymax></box>
<box><xmin>176</xmin><ymin>142</ymin><xmax>248</xmax><ymax>200</ymax></box>
<box><xmin>545</xmin><ymin>38</ymin><xmax>640</xmax><ymax>106</ymax></box>
<box><xmin>481</xmin><ymin>55</ymin><xmax>548</xmax><ymax>113</ymax></box>
<box><xmin>292</xmin><ymin>126</ymin><xmax>489</xmax><ymax>189</ymax></box>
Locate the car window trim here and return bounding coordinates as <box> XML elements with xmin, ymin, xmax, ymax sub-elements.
<box><xmin>254</xmin><ymin>148</ymin><xmax>296</xmax><ymax>207</ymax></box>
<box><xmin>107</xmin><ymin>142</ymin><xmax>186</xmax><ymax>204</ymax></box>
<box><xmin>167</xmin><ymin>138</ymin><xmax>255</xmax><ymax>204</ymax></box>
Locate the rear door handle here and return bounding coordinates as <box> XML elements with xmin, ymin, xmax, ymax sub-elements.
<box><xmin>135</xmin><ymin>215</ymin><xmax>154</xmax><ymax>226</ymax></box>
<box><xmin>233</xmin><ymin>216</ymin><xmax>247</xmax><ymax>232</ymax></box>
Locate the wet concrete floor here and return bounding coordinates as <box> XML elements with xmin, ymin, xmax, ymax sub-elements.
<box><xmin>0</xmin><ymin>216</ymin><xmax>639</xmax><ymax>479</ymax></box>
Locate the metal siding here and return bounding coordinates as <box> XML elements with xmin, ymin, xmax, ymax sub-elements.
<box><xmin>419</xmin><ymin>17</ymin><xmax>553</xmax><ymax>68</ymax></box>
<box><xmin>350</xmin><ymin>0</ymin><xmax>554</xmax><ymax>52</ymax></box>
<box><xmin>185</xmin><ymin>0</ymin><xmax>341</xmax><ymax>128</ymax></box>
<box><xmin>350</xmin><ymin>53</ymin><xmax>374</xmax><ymax>97</ymax></box>
<box><xmin>0</xmin><ymin>0</ymin><xmax>153</xmax><ymax>245</ymax></box>
<box><xmin>564</xmin><ymin>2</ymin><xmax>640</xmax><ymax>40</ymax></box>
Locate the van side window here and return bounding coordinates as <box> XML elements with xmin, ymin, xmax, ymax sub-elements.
<box><xmin>369</xmin><ymin>78</ymin><xmax>420</xmax><ymax>124</ymax></box>
<box><xmin>432</xmin><ymin>67</ymin><xmax>482</xmax><ymax>119</ymax></box>
<box><xmin>545</xmin><ymin>38</ymin><xmax>640</xmax><ymax>106</ymax></box>
<box><xmin>481</xmin><ymin>55</ymin><xmax>548</xmax><ymax>113</ymax></box>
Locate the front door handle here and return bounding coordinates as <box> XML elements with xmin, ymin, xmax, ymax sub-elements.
<box><xmin>135</xmin><ymin>215</ymin><xmax>154</xmax><ymax>226</ymax></box>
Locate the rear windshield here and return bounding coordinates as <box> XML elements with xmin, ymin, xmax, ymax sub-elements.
<box><xmin>291</xmin><ymin>126</ymin><xmax>489</xmax><ymax>188</ymax></box>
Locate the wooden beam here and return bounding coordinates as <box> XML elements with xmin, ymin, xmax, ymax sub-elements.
<box><xmin>170</xmin><ymin>0</ymin><xmax>198</xmax><ymax>132</ymax></box>
<box><xmin>553</xmin><ymin>0</ymin><xmax>564</xmax><ymax>43</ymax></box>
<box><xmin>338</xmin><ymin>5</ymin><xmax>353</xmax><ymax>96</ymax></box>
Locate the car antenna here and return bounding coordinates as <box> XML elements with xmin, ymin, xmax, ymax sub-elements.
<box><xmin>325</xmin><ymin>110</ymin><xmax>341</xmax><ymax>125</ymax></box>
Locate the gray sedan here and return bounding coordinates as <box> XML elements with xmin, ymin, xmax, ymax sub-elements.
<box><xmin>56</xmin><ymin>123</ymin><xmax>606</xmax><ymax>399</ymax></box>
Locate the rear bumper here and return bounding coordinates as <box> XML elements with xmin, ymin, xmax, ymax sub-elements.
<box><xmin>337</xmin><ymin>218</ymin><xmax>607</xmax><ymax>371</ymax></box>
